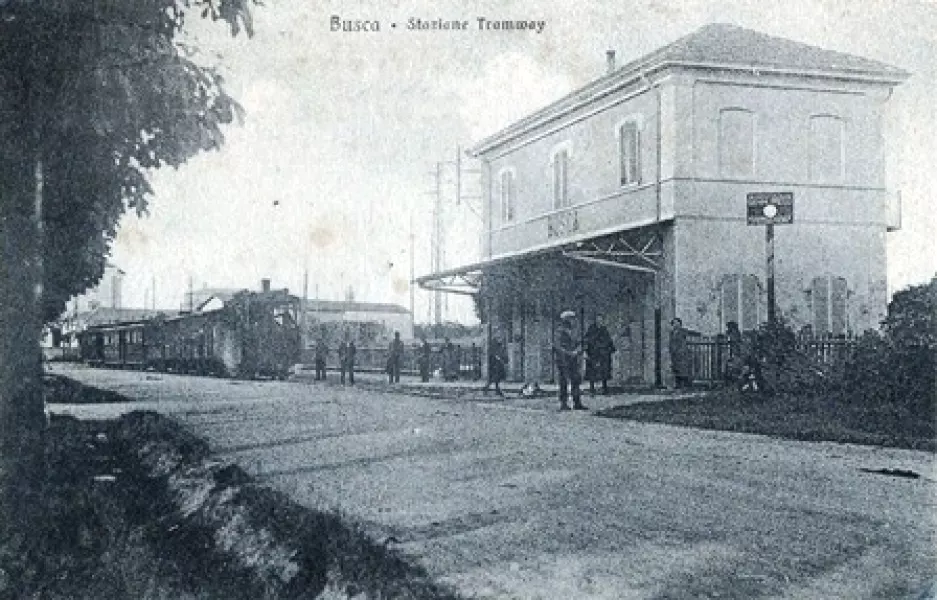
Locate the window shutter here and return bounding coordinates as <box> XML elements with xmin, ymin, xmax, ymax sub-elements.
<box><xmin>721</xmin><ymin>274</ymin><xmax>740</xmax><ymax>330</ymax></box>
<box><xmin>830</xmin><ymin>277</ymin><xmax>847</xmax><ymax>335</ymax></box>
<box><xmin>741</xmin><ymin>275</ymin><xmax>759</xmax><ymax>331</ymax></box>
<box><xmin>812</xmin><ymin>277</ymin><xmax>830</xmax><ymax>335</ymax></box>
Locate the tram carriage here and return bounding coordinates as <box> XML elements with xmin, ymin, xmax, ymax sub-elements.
<box><xmin>78</xmin><ymin>289</ymin><xmax>301</xmax><ymax>378</ymax></box>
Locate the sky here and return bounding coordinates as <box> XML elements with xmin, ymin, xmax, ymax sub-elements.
<box><xmin>110</xmin><ymin>0</ymin><xmax>937</xmax><ymax>323</ymax></box>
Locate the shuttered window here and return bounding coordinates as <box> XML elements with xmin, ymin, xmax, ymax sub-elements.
<box><xmin>811</xmin><ymin>276</ymin><xmax>848</xmax><ymax>336</ymax></box>
<box><xmin>721</xmin><ymin>274</ymin><xmax>761</xmax><ymax>331</ymax></box>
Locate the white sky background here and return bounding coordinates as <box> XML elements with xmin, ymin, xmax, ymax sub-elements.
<box><xmin>111</xmin><ymin>0</ymin><xmax>937</xmax><ymax>322</ymax></box>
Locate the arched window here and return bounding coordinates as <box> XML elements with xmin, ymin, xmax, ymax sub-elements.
<box><xmin>499</xmin><ymin>168</ymin><xmax>516</xmax><ymax>222</ymax></box>
<box><xmin>809</xmin><ymin>115</ymin><xmax>845</xmax><ymax>182</ymax></box>
<box><xmin>550</xmin><ymin>144</ymin><xmax>571</xmax><ymax>209</ymax></box>
<box><xmin>719</xmin><ymin>108</ymin><xmax>755</xmax><ymax>178</ymax></box>
<box><xmin>617</xmin><ymin>119</ymin><xmax>642</xmax><ymax>186</ymax></box>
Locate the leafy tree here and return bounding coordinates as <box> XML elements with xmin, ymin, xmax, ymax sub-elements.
<box><xmin>0</xmin><ymin>1</ymin><xmax>254</xmax><ymax>593</ymax></box>
<box><xmin>846</xmin><ymin>276</ymin><xmax>937</xmax><ymax>407</ymax></box>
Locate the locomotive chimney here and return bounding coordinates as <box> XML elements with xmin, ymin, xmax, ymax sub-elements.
<box><xmin>261</xmin><ymin>278</ymin><xmax>271</xmax><ymax>293</ymax></box>
<box><xmin>606</xmin><ymin>49</ymin><xmax>616</xmax><ymax>75</ymax></box>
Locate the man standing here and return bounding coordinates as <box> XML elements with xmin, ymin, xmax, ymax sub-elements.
<box><xmin>584</xmin><ymin>315</ymin><xmax>616</xmax><ymax>395</ymax></box>
<box><xmin>339</xmin><ymin>332</ymin><xmax>356</xmax><ymax>385</ymax></box>
<box><xmin>418</xmin><ymin>338</ymin><xmax>431</xmax><ymax>382</ymax></box>
<box><xmin>554</xmin><ymin>310</ymin><xmax>586</xmax><ymax>411</ymax></box>
<box><xmin>482</xmin><ymin>337</ymin><xmax>507</xmax><ymax>397</ymax></box>
<box><xmin>669</xmin><ymin>317</ymin><xmax>691</xmax><ymax>389</ymax></box>
<box><xmin>314</xmin><ymin>336</ymin><xmax>328</xmax><ymax>382</ymax></box>
<box><xmin>387</xmin><ymin>331</ymin><xmax>403</xmax><ymax>384</ymax></box>
<box><xmin>440</xmin><ymin>338</ymin><xmax>458</xmax><ymax>381</ymax></box>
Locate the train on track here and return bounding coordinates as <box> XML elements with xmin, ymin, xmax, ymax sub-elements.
<box><xmin>77</xmin><ymin>289</ymin><xmax>302</xmax><ymax>379</ymax></box>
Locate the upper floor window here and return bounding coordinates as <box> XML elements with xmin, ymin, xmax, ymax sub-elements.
<box><xmin>719</xmin><ymin>108</ymin><xmax>755</xmax><ymax>178</ymax></box>
<box><xmin>618</xmin><ymin>120</ymin><xmax>641</xmax><ymax>186</ymax></box>
<box><xmin>809</xmin><ymin>115</ymin><xmax>845</xmax><ymax>182</ymax></box>
<box><xmin>551</xmin><ymin>146</ymin><xmax>570</xmax><ymax>209</ymax></box>
<box><xmin>499</xmin><ymin>169</ymin><xmax>515</xmax><ymax>222</ymax></box>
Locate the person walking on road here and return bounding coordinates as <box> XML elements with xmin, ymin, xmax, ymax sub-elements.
<box><xmin>584</xmin><ymin>315</ymin><xmax>616</xmax><ymax>395</ymax></box>
<box><xmin>338</xmin><ymin>333</ymin><xmax>356</xmax><ymax>385</ymax></box>
<box><xmin>482</xmin><ymin>337</ymin><xmax>507</xmax><ymax>397</ymax></box>
<box><xmin>387</xmin><ymin>331</ymin><xmax>403</xmax><ymax>384</ymax></box>
<box><xmin>554</xmin><ymin>310</ymin><xmax>586</xmax><ymax>411</ymax></box>
<box><xmin>669</xmin><ymin>317</ymin><xmax>691</xmax><ymax>389</ymax></box>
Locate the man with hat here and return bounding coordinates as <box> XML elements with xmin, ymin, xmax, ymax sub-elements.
<box><xmin>554</xmin><ymin>310</ymin><xmax>586</xmax><ymax>411</ymax></box>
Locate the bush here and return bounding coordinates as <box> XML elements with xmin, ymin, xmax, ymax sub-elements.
<box><xmin>747</xmin><ymin>319</ymin><xmax>835</xmax><ymax>395</ymax></box>
<box><xmin>845</xmin><ymin>277</ymin><xmax>936</xmax><ymax>409</ymax></box>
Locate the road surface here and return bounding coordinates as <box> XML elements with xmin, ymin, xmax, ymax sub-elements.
<box><xmin>51</xmin><ymin>364</ymin><xmax>937</xmax><ymax>599</ymax></box>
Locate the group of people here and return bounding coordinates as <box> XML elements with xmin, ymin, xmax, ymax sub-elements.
<box><xmin>312</xmin><ymin>333</ymin><xmax>358</xmax><ymax>385</ymax></box>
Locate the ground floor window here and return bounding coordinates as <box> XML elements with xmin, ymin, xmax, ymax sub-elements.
<box><xmin>809</xmin><ymin>276</ymin><xmax>848</xmax><ymax>336</ymax></box>
<box><xmin>720</xmin><ymin>274</ymin><xmax>761</xmax><ymax>331</ymax></box>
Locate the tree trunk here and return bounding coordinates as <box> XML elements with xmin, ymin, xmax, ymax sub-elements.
<box><xmin>0</xmin><ymin>37</ymin><xmax>46</xmax><ymax>594</ymax></box>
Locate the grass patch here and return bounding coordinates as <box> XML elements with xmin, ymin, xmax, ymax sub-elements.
<box><xmin>598</xmin><ymin>390</ymin><xmax>936</xmax><ymax>452</ymax></box>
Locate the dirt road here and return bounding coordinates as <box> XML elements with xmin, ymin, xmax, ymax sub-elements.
<box><xmin>51</xmin><ymin>364</ymin><xmax>936</xmax><ymax>599</ymax></box>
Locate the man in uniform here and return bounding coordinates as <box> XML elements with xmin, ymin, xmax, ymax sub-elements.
<box><xmin>554</xmin><ymin>310</ymin><xmax>586</xmax><ymax>411</ymax></box>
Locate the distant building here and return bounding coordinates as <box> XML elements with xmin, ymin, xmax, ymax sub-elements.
<box><xmin>419</xmin><ymin>23</ymin><xmax>908</xmax><ymax>385</ymax></box>
<box><xmin>64</xmin><ymin>262</ymin><xmax>125</xmax><ymax>314</ymax></box>
<box><xmin>45</xmin><ymin>263</ymin><xmax>128</xmax><ymax>349</ymax></box>
<box><xmin>301</xmin><ymin>300</ymin><xmax>413</xmax><ymax>347</ymax></box>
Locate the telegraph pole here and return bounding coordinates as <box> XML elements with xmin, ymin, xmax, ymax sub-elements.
<box><xmin>409</xmin><ymin>212</ymin><xmax>415</xmax><ymax>318</ymax></box>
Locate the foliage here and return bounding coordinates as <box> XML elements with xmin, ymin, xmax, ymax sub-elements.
<box><xmin>413</xmin><ymin>321</ymin><xmax>484</xmax><ymax>342</ymax></box>
<box><xmin>747</xmin><ymin>318</ymin><xmax>835</xmax><ymax>395</ymax></box>
<box><xmin>0</xmin><ymin>2</ymin><xmax>258</xmax><ymax>595</ymax></box>
<box><xmin>881</xmin><ymin>275</ymin><xmax>937</xmax><ymax>349</ymax></box>
<box><xmin>0</xmin><ymin>0</ymin><xmax>256</xmax><ymax>322</ymax></box>
<box><xmin>845</xmin><ymin>276</ymin><xmax>937</xmax><ymax>407</ymax></box>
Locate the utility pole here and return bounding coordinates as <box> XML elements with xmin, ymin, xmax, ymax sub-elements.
<box><xmin>409</xmin><ymin>212</ymin><xmax>415</xmax><ymax>319</ymax></box>
<box><xmin>187</xmin><ymin>275</ymin><xmax>194</xmax><ymax>312</ymax></box>
<box><xmin>425</xmin><ymin>146</ymin><xmax>483</xmax><ymax>328</ymax></box>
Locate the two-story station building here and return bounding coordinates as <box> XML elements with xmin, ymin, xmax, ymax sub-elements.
<box><xmin>418</xmin><ymin>23</ymin><xmax>908</xmax><ymax>386</ymax></box>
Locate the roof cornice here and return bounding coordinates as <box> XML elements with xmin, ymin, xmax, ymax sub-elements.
<box><xmin>468</xmin><ymin>53</ymin><xmax>909</xmax><ymax>159</ymax></box>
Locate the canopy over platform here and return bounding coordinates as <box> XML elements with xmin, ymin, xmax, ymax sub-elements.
<box><xmin>416</xmin><ymin>221</ymin><xmax>669</xmax><ymax>295</ymax></box>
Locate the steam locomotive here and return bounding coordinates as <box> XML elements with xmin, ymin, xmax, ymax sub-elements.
<box><xmin>77</xmin><ymin>289</ymin><xmax>301</xmax><ymax>379</ymax></box>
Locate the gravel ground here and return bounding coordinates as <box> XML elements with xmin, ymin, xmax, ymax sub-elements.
<box><xmin>49</xmin><ymin>363</ymin><xmax>937</xmax><ymax>600</ymax></box>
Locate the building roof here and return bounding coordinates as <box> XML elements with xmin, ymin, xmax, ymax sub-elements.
<box><xmin>646</xmin><ymin>23</ymin><xmax>907</xmax><ymax>79</ymax></box>
<box><xmin>469</xmin><ymin>23</ymin><xmax>909</xmax><ymax>156</ymax></box>
<box><xmin>302</xmin><ymin>299</ymin><xmax>411</xmax><ymax>315</ymax></box>
<box><xmin>190</xmin><ymin>288</ymin><xmax>248</xmax><ymax>311</ymax></box>
<box><xmin>81</xmin><ymin>307</ymin><xmax>174</xmax><ymax>327</ymax></box>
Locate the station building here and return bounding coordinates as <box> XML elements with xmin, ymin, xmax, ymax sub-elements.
<box><xmin>418</xmin><ymin>23</ymin><xmax>907</xmax><ymax>386</ymax></box>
